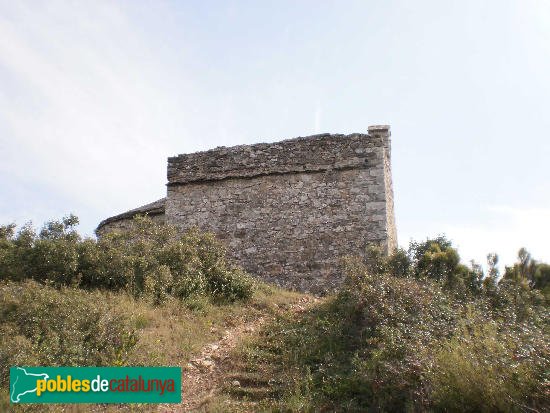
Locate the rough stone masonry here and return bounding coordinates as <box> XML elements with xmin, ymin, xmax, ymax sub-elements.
<box><xmin>97</xmin><ymin>125</ymin><xmax>397</xmax><ymax>293</ymax></box>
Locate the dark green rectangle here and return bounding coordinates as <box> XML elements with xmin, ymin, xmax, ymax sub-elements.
<box><xmin>10</xmin><ymin>366</ymin><xmax>182</xmax><ymax>404</ymax></box>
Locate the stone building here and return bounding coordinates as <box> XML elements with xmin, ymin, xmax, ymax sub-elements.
<box><xmin>97</xmin><ymin>125</ymin><xmax>397</xmax><ymax>292</ymax></box>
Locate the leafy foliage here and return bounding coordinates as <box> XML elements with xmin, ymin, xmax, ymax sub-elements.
<box><xmin>240</xmin><ymin>239</ymin><xmax>549</xmax><ymax>412</ymax></box>
<box><xmin>0</xmin><ymin>215</ymin><xmax>254</xmax><ymax>302</ymax></box>
<box><xmin>503</xmin><ymin>247</ymin><xmax>550</xmax><ymax>301</ymax></box>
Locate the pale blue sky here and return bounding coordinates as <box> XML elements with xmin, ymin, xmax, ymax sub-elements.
<box><xmin>1</xmin><ymin>0</ymin><xmax>549</xmax><ymax>268</ymax></box>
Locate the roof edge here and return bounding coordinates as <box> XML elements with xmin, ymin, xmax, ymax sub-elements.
<box><xmin>96</xmin><ymin>198</ymin><xmax>166</xmax><ymax>231</ymax></box>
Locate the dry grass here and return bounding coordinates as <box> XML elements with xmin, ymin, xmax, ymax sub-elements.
<box><xmin>1</xmin><ymin>282</ymin><xmax>306</xmax><ymax>412</ymax></box>
<box><xmin>129</xmin><ymin>283</ymin><xmax>303</xmax><ymax>366</ymax></box>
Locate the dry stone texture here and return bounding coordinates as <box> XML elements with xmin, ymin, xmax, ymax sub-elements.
<box><xmin>98</xmin><ymin>126</ymin><xmax>397</xmax><ymax>293</ymax></box>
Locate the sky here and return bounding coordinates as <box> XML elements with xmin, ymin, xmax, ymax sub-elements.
<box><xmin>1</xmin><ymin>0</ymin><xmax>549</xmax><ymax>270</ymax></box>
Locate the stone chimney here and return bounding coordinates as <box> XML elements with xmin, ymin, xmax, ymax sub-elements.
<box><xmin>368</xmin><ymin>124</ymin><xmax>391</xmax><ymax>152</ymax></box>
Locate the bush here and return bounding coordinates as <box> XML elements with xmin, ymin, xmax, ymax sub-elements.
<box><xmin>344</xmin><ymin>251</ymin><xmax>548</xmax><ymax>412</ymax></box>
<box><xmin>252</xmin><ymin>244</ymin><xmax>549</xmax><ymax>412</ymax></box>
<box><xmin>144</xmin><ymin>264</ymin><xmax>173</xmax><ymax>305</ymax></box>
<box><xmin>430</xmin><ymin>320</ymin><xmax>543</xmax><ymax>412</ymax></box>
<box><xmin>0</xmin><ymin>215</ymin><xmax>254</xmax><ymax>302</ymax></box>
<box><xmin>0</xmin><ymin>280</ymin><xmax>137</xmax><ymax>388</ymax></box>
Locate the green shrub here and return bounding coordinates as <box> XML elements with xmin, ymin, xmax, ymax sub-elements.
<box><xmin>252</xmin><ymin>253</ymin><xmax>549</xmax><ymax>412</ymax></box>
<box><xmin>430</xmin><ymin>320</ymin><xmax>544</xmax><ymax>412</ymax></box>
<box><xmin>0</xmin><ymin>215</ymin><xmax>254</xmax><ymax>302</ymax></box>
<box><xmin>144</xmin><ymin>264</ymin><xmax>173</xmax><ymax>305</ymax></box>
<box><xmin>503</xmin><ymin>248</ymin><xmax>550</xmax><ymax>302</ymax></box>
<box><xmin>0</xmin><ymin>280</ymin><xmax>137</xmax><ymax>388</ymax></box>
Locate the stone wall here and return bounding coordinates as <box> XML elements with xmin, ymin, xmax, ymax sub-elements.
<box><xmin>97</xmin><ymin>126</ymin><xmax>397</xmax><ymax>293</ymax></box>
<box><xmin>96</xmin><ymin>198</ymin><xmax>166</xmax><ymax>236</ymax></box>
<box><xmin>165</xmin><ymin>127</ymin><xmax>396</xmax><ymax>293</ymax></box>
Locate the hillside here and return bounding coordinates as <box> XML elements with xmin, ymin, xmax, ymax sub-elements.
<box><xmin>0</xmin><ymin>216</ymin><xmax>548</xmax><ymax>412</ymax></box>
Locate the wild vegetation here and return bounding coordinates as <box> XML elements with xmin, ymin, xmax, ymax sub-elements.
<box><xmin>0</xmin><ymin>216</ymin><xmax>311</xmax><ymax>411</ymax></box>
<box><xmin>1</xmin><ymin>215</ymin><xmax>548</xmax><ymax>411</ymax></box>
<box><xmin>225</xmin><ymin>238</ymin><xmax>549</xmax><ymax>412</ymax></box>
<box><xmin>0</xmin><ymin>215</ymin><xmax>259</xmax><ymax>410</ymax></box>
<box><xmin>0</xmin><ymin>281</ymin><xmax>136</xmax><ymax>384</ymax></box>
<box><xmin>0</xmin><ymin>215</ymin><xmax>253</xmax><ymax>303</ymax></box>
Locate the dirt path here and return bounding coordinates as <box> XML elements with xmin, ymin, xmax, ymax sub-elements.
<box><xmin>182</xmin><ymin>315</ymin><xmax>266</xmax><ymax>411</ymax></box>
<box><xmin>160</xmin><ymin>296</ymin><xmax>317</xmax><ymax>412</ymax></box>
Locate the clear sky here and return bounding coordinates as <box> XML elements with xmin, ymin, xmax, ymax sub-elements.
<box><xmin>1</xmin><ymin>0</ymin><xmax>549</xmax><ymax>269</ymax></box>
